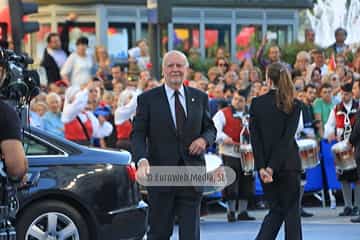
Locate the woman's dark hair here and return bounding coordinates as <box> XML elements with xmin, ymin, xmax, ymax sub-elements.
<box><xmin>215</xmin><ymin>57</ymin><xmax>229</xmax><ymax>68</ymax></box>
<box><xmin>311</xmin><ymin>67</ymin><xmax>322</xmax><ymax>78</ymax></box>
<box><xmin>267</xmin><ymin>63</ymin><xmax>295</xmax><ymax>114</ymax></box>
<box><xmin>76</xmin><ymin>36</ymin><xmax>89</xmax><ymax>46</ymax></box>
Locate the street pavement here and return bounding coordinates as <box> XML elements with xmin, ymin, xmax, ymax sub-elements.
<box><xmin>170</xmin><ymin>207</ymin><xmax>360</xmax><ymax>240</ymax></box>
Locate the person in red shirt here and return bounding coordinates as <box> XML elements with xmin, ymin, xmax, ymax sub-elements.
<box><xmin>213</xmin><ymin>90</ymin><xmax>255</xmax><ymax>222</ymax></box>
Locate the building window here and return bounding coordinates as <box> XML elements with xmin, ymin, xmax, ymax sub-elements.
<box><xmin>58</xmin><ymin>22</ymin><xmax>96</xmax><ymax>55</ymax></box>
<box><xmin>141</xmin><ymin>23</ymin><xmax>148</xmax><ymax>40</ymax></box>
<box><xmin>108</xmin><ymin>23</ymin><xmax>136</xmax><ymax>60</ymax></box>
<box><xmin>142</xmin><ymin>23</ymin><xmax>168</xmax><ymax>57</ymax></box>
<box><xmin>267</xmin><ymin>25</ymin><xmax>293</xmax><ymax>46</ymax></box>
<box><xmin>204</xmin><ymin>24</ymin><xmax>231</xmax><ymax>59</ymax></box>
<box><xmin>173</xmin><ymin>24</ymin><xmax>199</xmax><ymax>56</ymax></box>
<box><xmin>236</xmin><ymin>25</ymin><xmax>262</xmax><ymax>61</ymax></box>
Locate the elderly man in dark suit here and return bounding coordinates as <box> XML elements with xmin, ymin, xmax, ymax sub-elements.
<box><xmin>131</xmin><ymin>50</ymin><xmax>216</xmax><ymax>240</ymax></box>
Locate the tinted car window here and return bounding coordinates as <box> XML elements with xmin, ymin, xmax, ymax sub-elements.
<box><xmin>23</xmin><ymin>135</ymin><xmax>63</xmax><ymax>156</ymax></box>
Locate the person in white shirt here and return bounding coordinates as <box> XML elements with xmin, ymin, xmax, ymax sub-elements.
<box><xmin>324</xmin><ymin>82</ymin><xmax>360</xmax><ymax>217</ymax></box>
<box><xmin>213</xmin><ymin>90</ymin><xmax>255</xmax><ymax>222</ymax></box>
<box><xmin>61</xmin><ymin>36</ymin><xmax>93</xmax><ymax>87</ymax></box>
<box><xmin>114</xmin><ymin>70</ymin><xmax>151</xmax><ymax>125</ymax></box>
<box><xmin>61</xmin><ymin>82</ymin><xmax>101</xmax><ymax>146</ymax></box>
<box><xmin>310</xmin><ymin>49</ymin><xmax>328</xmax><ymax>76</ymax></box>
<box><xmin>128</xmin><ymin>40</ymin><xmax>151</xmax><ymax>71</ymax></box>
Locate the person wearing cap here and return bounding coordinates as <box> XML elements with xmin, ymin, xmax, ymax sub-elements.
<box><xmin>213</xmin><ymin>90</ymin><xmax>255</xmax><ymax>222</ymax></box>
<box><xmin>324</xmin><ymin>82</ymin><xmax>360</xmax><ymax>217</ymax></box>
<box><xmin>92</xmin><ymin>105</ymin><xmax>114</xmax><ymax>148</ymax></box>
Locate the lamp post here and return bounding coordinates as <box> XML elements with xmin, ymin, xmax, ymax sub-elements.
<box><xmin>147</xmin><ymin>0</ymin><xmax>172</xmax><ymax>80</ymax></box>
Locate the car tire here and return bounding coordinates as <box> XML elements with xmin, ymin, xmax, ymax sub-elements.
<box><xmin>17</xmin><ymin>200</ymin><xmax>89</xmax><ymax>240</ymax></box>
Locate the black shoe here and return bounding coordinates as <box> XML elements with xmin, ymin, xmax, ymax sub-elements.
<box><xmin>301</xmin><ymin>208</ymin><xmax>314</xmax><ymax>218</ymax></box>
<box><xmin>339</xmin><ymin>207</ymin><xmax>353</xmax><ymax>216</ymax></box>
<box><xmin>351</xmin><ymin>207</ymin><xmax>360</xmax><ymax>216</ymax></box>
<box><xmin>227</xmin><ymin>212</ymin><xmax>236</xmax><ymax>222</ymax></box>
<box><xmin>237</xmin><ymin>211</ymin><xmax>256</xmax><ymax>221</ymax></box>
<box><xmin>351</xmin><ymin>216</ymin><xmax>360</xmax><ymax>223</ymax></box>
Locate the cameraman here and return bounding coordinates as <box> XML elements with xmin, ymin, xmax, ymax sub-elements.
<box><xmin>0</xmin><ymin>65</ymin><xmax>28</xmax><ymax>181</ymax></box>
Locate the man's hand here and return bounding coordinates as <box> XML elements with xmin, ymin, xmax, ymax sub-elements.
<box><xmin>136</xmin><ymin>159</ymin><xmax>150</xmax><ymax>180</ymax></box>
<box><xmin>18</xmin><ymin>175</ymin><xmax>28</xmax><ymax>188</ymax></box>
<box><xmin>67</xmin><ymin>12</ymin><xmax>78</xmax><ymax>22</ymax></box>
<box><xmin>223</xmin><ymin>137</ymin><xmax>234</xmax><ymax>145</ymax></box>
<box><xmin>189</xmin><ymin>138</ymin><xmax>207</xmax><ymax>155</ymax></box>
<box><xmin>259</xmin><ymin>168</ymin><xmax>273</xmax><ymax>183</ymax></box>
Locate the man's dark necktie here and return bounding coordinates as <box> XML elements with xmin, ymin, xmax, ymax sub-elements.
<box><xmin>174</xmin><ymin>90</ymin><xmax>186</xmax><ymax>135</ymax></box>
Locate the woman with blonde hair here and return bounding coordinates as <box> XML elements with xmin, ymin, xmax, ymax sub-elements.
<box><xmin>93</xmin><ymin>45</ymin><xmax>112</xmax><ymax>80</ymax></box>
<box><xmin>250</xmin><ymin>63</ymin><xmax>303</xmax><ymax>240</ymax></box>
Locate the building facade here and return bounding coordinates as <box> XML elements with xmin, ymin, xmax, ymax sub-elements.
<box><xmin>30</xmin><ymin>0</ymin><xmax>313</xmax><ymax>63</ymax></box>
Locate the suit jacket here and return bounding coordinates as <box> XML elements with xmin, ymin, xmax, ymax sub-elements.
<box><xmin>349</xmin><ymin>111</ymin><xmax>360</xmax><ymax>176</ymax></box>
<box><xmin>41</xmin><ymin>20</ymin><xmax>73</xmax><ymax>84</ymax></box>
<box><xmin>249</xmin><ymin>90</ymin><xmax>302</xmax><ymax>173</ymax></box>
<box><xmin>41</xmin><ymin>49</ymin><xmax>62</xmax><ymax>85</ymax></box>
<box><xmin>131</xmin><ymin>85</ymin><xmax>216</xmax><ymax>167</ymax></box>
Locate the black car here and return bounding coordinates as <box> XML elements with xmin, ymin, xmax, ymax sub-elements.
<box><xmin>15</xmin><ymin>128</ymin><xmax>148</xmax><ymax>240</ymax></box>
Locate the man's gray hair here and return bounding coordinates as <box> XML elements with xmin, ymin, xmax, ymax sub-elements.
<box><xmin>162</xmin><ymin>50</ymin><xmax>189</xmax><ymax>69</ymax></box>
<box><xmin>46</xmin><ymin>92</ymin><xmax>61</xmax><ymax>104</ymax></box>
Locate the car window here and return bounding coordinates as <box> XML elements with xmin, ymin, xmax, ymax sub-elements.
<box><xmin>23</xmin><ymin>135</ymin><xmax>63</xmax><ymax>156</ymax></box>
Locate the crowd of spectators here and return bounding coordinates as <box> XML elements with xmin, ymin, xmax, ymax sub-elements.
<box><xmin>30</xmin><ymin>13</ymin><xmax>360</xmax><ymax>153</ymax></box>
<box><xmin>17</xmin><ymin>12</ymin><xmax>360</xmax><ymax>220</ymax></box>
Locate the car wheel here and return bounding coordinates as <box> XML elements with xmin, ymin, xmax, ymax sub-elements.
<box><xmin>17</xmin><ymin>200</ymin><xmax>89</xmax><ymax>240</ymax></box>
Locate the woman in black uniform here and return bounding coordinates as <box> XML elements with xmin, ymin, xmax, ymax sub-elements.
<box><xmin>250</xmin><ymin>63</ymin><xmax>303</xmax><ymax>240</ymax></box>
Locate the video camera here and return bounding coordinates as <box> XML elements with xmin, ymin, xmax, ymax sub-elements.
<box><xmin>0</xmin><ymin>47</ymin><xmax>40</xmax><ymax>106</ymax></box>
